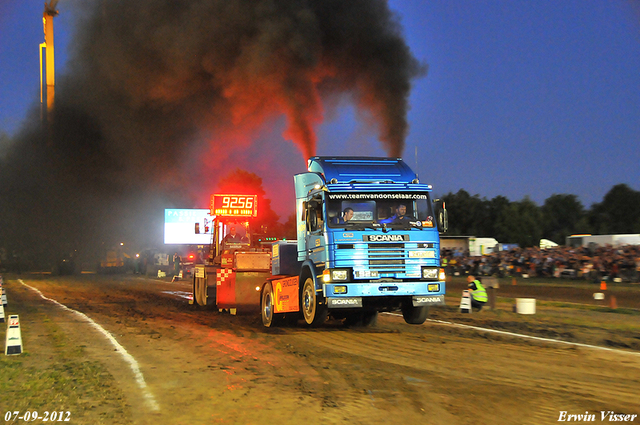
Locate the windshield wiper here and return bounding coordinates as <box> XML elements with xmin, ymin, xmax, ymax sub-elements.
<box><xmin>386</xmin><ymin>221</ymin><xmax>421</xmax><ymax>230</ymax></box>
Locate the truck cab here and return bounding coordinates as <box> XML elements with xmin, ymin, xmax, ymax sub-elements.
<box><xmin>294</xmin><ymin>156</ymin><xmax>447</xmax><ymax>325</ymax></box>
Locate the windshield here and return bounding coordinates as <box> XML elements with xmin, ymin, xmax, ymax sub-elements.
<box><xmin>326</xmin><ymin>192</ymin><xmax>435</xmax><ymax>229</ymax></box>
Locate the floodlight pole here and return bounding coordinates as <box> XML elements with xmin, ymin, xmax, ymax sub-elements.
<box><xmin>42</xmin><ymin>1</ymin><xmax>59</xmax><ymax>128</ymax></box>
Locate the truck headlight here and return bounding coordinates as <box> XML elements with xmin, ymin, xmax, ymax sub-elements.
<box><xmin>331</xmin><ymin>269</ymin><xmax>349</xmax><ymax>281</ymax></box>
<box><xmin>421</xmin><ymin>267</ymin><xmax>439</xmax><ymax>279</ymax></box>
<box><xmin>323</xmin><ymin>269</ymin><xmax>349</xmax><ymax>282</ymax></box>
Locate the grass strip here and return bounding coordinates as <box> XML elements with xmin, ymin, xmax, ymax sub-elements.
<box><xmin>0</xmin><ymin>303</ymin><xmax>132</xmax><ymax>424</ymax></box>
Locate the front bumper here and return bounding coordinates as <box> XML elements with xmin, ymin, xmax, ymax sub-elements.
<box><xmin>323</xmin><ymin>281</ymin><xmax>446</xmax><ymax>307</ymax></box>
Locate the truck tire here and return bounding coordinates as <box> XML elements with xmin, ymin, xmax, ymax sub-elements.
<box><xmin>261</xmin><ymin>282</ymin><xmax>279</xmax><ymax>327</ymax></box>
<box><xmin>194</xmin><ymin>276</ymin><xmax>202</xmax><ymax>306</ymax></box>
<box><xmin>301</xmin><ymin>277</ymin><xmax>327</xmax><ymax>326</ymax></box>
<box><xmin>402</xmin><ymin>305</ymin><xmax>429</xmax><ymax>325</ymax></box>
<box><xmin>194</xmin><ymin>276</ymin><xmax>208</xmax><ymax>307</ymax></box>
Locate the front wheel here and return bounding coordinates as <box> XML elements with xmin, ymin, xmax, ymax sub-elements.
<box><xmin>402</xmin><ymin>304</ymin><xmax>429</xmax><ymax>325</ymax></box>
<box><xmin>301</xmin><ymin>277</ymin><xmax>327</xmax><ymax>326</ymax></box>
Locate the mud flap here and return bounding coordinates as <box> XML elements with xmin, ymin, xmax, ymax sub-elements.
<box><xmin>412</xmin><ymin>295</ymin><xmax>445</xmax><ymax>306</ymax></box>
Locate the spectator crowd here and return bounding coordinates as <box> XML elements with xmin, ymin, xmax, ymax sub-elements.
<box><xmin>442</xmin><ymin>244</ymin><xmax>640</xmax><ymax>283</ymax></box>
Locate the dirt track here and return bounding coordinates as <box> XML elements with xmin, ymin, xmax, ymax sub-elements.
<box><xmin>2</xmin><ymin>274</ymin><xmax>639</xmax><ymax>425</ymax></box>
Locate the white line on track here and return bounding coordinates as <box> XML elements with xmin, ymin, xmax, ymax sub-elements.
<box><xmin>384</xmin><ymin>312</ymin><xmax>640</xmax><ymax>357</ymax></box>
<box><xmin>18</xmin><ymin>280</ymin><xmax>160</xmax><ymax>412</ymax></box>
<box><xmin>160</xmin><ymin>290</ymin><xmax>192</xmax><ymax>299</ymax></box>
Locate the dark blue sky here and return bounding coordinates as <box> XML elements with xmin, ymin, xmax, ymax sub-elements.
<box><xmin>1</xmin><ymin>1</ymin><xmax>639</xmax><ymax>218</ymax></box>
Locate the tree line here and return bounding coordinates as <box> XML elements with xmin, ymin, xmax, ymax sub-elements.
<box><xmin>441</xmin><ymin>183</ymin><xmax>640</xmax><ymax>248</ymax></box>
<box><xmin>215</xmin><ymin>171</ymin><xmax>640</xmax><ymax>249</ymax></box>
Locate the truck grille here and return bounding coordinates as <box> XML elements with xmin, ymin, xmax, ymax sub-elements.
<box><xmin>369</xmin><ymin>243</ymin><xmax>403</xmax><ymax>249</ymax></box>
<box><xmin>324</xmin><ymin>243</ymin><xmax>406</xmax><ymax>276</ymax></box>
<box><xmin>369</xmin><ymin>259</ymin><xmax>404</xmax><ymax>265</ymax></box>
<box><xmin>334</xmin><ymin>241</ymin><xmax>436</xmax><ymax>277</ymax></box>
<box><xmin>366</xmin><ymin>243</ymin><xmax>407</xmax><ymax>273</ymax></box>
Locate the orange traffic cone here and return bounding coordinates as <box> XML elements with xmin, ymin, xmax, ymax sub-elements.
<box><xmin>609</xmin><ymin>295</ymin><xmax>617</xmax><ymax>309</ymax></box>
<box><xmin>600</xmin><ymin>281</ymin><xmax>607</xmax><ymax>291</ymax></box>
<box><xmin>512</xmin><ymin>277</ymin><xmax>517</xmax><ymax>286</ymax></box>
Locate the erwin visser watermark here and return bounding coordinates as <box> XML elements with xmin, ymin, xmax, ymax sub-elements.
<box><xmin>558</xmin><ymin>411</ymin><xmax>637</xmax><ymax>422</ymax></box>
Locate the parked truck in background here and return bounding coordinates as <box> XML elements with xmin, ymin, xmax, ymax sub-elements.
<box><xmin>468</xmin><ymin>237</ymin><xmax>499</xmax><ymax>257</ymax></box>
<box><xmin>192</xmin><ymin>156</ymin><xmax>448</xmax><ymax>327</ymax></box>
<box><xmin>97</xmin><ymin>246</ymin><xmax>128</xmax><ymax>274</ymax></box>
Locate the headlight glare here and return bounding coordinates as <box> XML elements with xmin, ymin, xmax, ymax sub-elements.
<box><xmin>422</xmin><ymin>267</ymin><xmax>439</xmax><ymax>279</ymax></box>
<box><xmin>322</xmin><ymin>270</ymin><xmax>331</xmax><ymax>282</ymax></box>
<box><xmin>331</xmin><ymin>269</ymin><xmax>348</xmax><ymax>281</ymax></box>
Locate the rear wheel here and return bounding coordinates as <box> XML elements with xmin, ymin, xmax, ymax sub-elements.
<box><xmin>402</xmin><ymin>304</ymin><xmax>429</xmax><ymax>325</ymax></box>
<box><xmin>193</xmin><ymin>275</ymin><xmax>214</xmax><ymax>309</ymax></box>
<box><xmin>261</xmin><ymin>282</ymin><xmax>279</xmax><ymax>327</ymax></box>
<box><xmin>191</xmin><ymin>276</ymin><xmax>198</xmax><ymax>306</ymax></box>
<box><xmin>301</xmin><ymin>277</ymin><xmax>327</xmax><ymax>326</ymax></box>
<box><xmin>194</xmin><ymin>276</ymin><xmax>205</xmax><ymax>306</ymax></box>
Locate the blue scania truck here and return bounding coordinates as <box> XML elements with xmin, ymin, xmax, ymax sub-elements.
<box><xmin>192</xmin><ymin>156</ymin><xmax>448</xmax><ymax>327</ymax></box>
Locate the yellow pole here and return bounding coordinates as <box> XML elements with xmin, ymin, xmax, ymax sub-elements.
<box><xmin>43</xmin><ymin>11</ymin><xmax>56</xmax><ymax>115</ymax></box>
<box><xmin>39</xmin><ymin>41</ymin><xmax>46</xmax><ymax>122</ymax></box>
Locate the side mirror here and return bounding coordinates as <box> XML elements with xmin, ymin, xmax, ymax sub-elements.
<box><xmin>435</xmin><ymin>200</ymin><xmax>448</xmax><ymax>233</ymax></box>
<box><xmin>308</xmin><ymin>208</ymin><xmax>318</xmax><ymax>231</ymax></box>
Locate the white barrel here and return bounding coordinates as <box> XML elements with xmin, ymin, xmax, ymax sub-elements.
<box><xmin>516</xmin><ymin>298</ymin><xmax>536</xmax><ymax>314</ymax></box>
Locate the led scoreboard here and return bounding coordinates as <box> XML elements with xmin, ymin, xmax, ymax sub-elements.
<box><xmin>210</xmin><ymin>194</ymin><xmax>258</xmax><ymax>218</ymax></box>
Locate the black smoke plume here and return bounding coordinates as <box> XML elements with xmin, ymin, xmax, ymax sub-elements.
<box><xmin>0</xmin><ymin>0</ymin><xmax>424</xmax><ymax>268</ymax></box>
